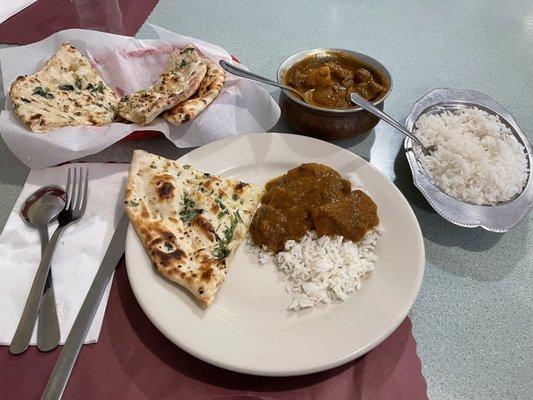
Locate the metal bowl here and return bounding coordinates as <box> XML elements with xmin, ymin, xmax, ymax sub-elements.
<box><xmin>404</xmin><ymin>88</ymin><xmax>533</xmax><ymax>232</ymax></box>
<box><xmin>277</xmin><ymin>48</ymin><xmax>392</xmax><ymax>140</ymax></box>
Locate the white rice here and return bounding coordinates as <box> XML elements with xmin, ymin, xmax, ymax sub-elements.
<box><xmin>414</xmin><ymin>107</ymin><xmax>528</xmax><ymax>205</ymax></box>
<box><xmin>254</xmin><ymin>229</ymin><xmax>381</xmax><ymax>311</ymax></box>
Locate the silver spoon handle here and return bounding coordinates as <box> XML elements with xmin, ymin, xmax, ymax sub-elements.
<box><xmin>37</xmin><ymin>226</ymin><xmax>60</xmax><ymax>352</ymax></box>
<box><xmin>9</xmin><ymin>226</ymin><xmax>65</xmax><ymax>355</ymax></box>
<box><xmin>349</xmin><ymin>92</ymin><xmax>425</xmax><ymax>148</ymax></box>
<box><xmin>219</xmin><ymin>60</ymin><xmax>292</xmax><ymax>92</ymax></box>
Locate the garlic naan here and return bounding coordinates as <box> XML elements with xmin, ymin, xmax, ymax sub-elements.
<box><xmin>125</xmin><ymin>150</ymin><xmax>262</xmax><ymax>306</ymax></box>
<box><xmin>10</xmin><ymin>43</ymin><xmax>120</xmax><ymax>133</ymax></box>
<box><xmin>118</xmin><ymin>47</ymin><xmax>207</xmax><ymax>125</ymax></box>
<box><xmin>164</xmin><ymin>58</ymin><xmax>226</xmax><ymax>125</ymax></box>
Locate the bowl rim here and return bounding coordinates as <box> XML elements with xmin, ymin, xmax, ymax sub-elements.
<box><xmin>277</xmin><ymin>48</ymin><xmax>393</xmax><ymax>114</ymax></box>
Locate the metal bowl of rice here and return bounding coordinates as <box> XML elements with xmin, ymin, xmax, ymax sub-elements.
<box><xmin>404</xmin><ymin>88</ymin><xmax>532</xmax><ymax>232</ymax></box>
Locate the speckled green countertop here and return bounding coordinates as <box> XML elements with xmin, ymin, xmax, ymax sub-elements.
<box><xmin>0</xmin><ymin>1</ymin><xmax>531</xmax><ymax>398</ymax></box>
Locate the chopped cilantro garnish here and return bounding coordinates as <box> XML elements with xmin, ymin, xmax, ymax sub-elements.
<box><xmin>213</xmin><ymin>214</ymin><xmax>239</xmax><ymax>260</ymax></box>
<box><xmin>232</xmin><ymin>194</ymin><xmax>239</xmax><ymax>201</ymax></box>
<box><xmin>179</xmin><ymin>195</ymin><xmax>202</xmax><ymax>223</ymax></box>
<box><xmin>33</xmin><ymin>87</ymin><xmax>54</xmax><ymax>99</ymax></box>
<box><xmin>183</xmin><ymin>165</ymin><xmax>191</xmax><ymax>169</ymax></box>
<box><xmin>74</xmin><ymin>76</ymin><xmax>83</xmax><ymax>90</ymax></box>
<box><xmin>129</xmin><ymin>200</ymin><xmax>139</xmax><ymax>207</ymax></box>
<box><xmin>215</xmin><ymin>197</ymin><xmax>226</xmax><ymax>210</ymax></box>
<box><xmin>58</xmin><ymin>84</ymin><xmax>74</xmax><ymax>91</ymax></box>
<box><xmin>86</xmin><ymin>82</ymin><xmax>105</xmax><ymax>93</ymax></box>
<box><xmin>212</xmin><ymin>242</ymin><xmax>230</xmax><ymax>260</ymax></box>
<box><xmin>180</xmin><ymin>208</ymin><xmax>199</xmax><ymax>222</ymax></box>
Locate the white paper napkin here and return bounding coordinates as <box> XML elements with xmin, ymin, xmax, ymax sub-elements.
<box><xmin>0</xmin><ymin>25</ymin><xmax>281</xmax><ymax>169</ymax></box>
<box><xmin>0</xmin><ymin>1</ymin><xmax>36</xmax><ymax>24</ymax></box>
<box><xmin>0</xmin><ymin>163</ymin><xmax>129</xmax><ymax>345</ymax></box>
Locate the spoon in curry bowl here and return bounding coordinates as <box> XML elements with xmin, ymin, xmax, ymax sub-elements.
<box><xmin>219</xmin><ymin>60</ymin><xmax>304</xmax><ymax>98</ymax></box>
<box><xmin>349</xmin><ymin>92</ymin><xmax>435</xmax><ymax>155</ymax></box>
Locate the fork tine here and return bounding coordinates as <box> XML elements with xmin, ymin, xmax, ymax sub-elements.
<box><xmin>65</xmin><ymin>168</ymin><xmax>73</xmax><ymax>208</ymax></box>
<box><xmin>73</xmin><ymin>167</ymin><xmax>83</xmax><ymax>210</ymax></box>
<box><xmin>68</xmin><ymin>167</ymin><xmax>79</xmax><ymax>210</ymax></box>
<box><xmin>79</xmin><ymin>168</ymin><xmax>89</xmax><ymax>213</ymax></box>
<box><xmin>74</xmin><ymin>167</ymin><xmax>86</xmax><ymax>210</ymax></box>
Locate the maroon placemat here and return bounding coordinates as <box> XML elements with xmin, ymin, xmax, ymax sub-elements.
<box><xmin>0</xmin><ymin>0</ymin><xmax>159</xmax><ymax>45</ymax></box>
<box><xmin>0</xmin><ymin>260</ymin><xmax>428</xmax><ymax>399</ymax></box>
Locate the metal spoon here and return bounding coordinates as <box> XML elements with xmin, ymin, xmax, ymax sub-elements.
<box><xmin>19</xmin><ymin>186</ymin><xmax>67</xmax><ymax>352</ymax></box>
<box><xmin>350</xmin><ymin>92</ymin><xmax>435</xmax><ymax>155</ymax></box>
<box><xmin>219</xmin><ymin>60</ymin><xmax>303</xmax><ymax>98</ymax></box>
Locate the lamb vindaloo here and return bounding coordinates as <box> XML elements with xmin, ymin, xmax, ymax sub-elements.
<box><xmin>250</xmin><ymin>163</ymin><xmax>379</xmax><ymax>252</ymax></box>
<box><xmin>285</xmin><ymin>53</ymin><xmax>387</xmax><ymax>109</ymax></box>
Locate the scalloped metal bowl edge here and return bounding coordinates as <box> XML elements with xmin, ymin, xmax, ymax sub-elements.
<box><xmin>404</xmin><ymin>88</ymin><xmax>533</xmax><ymax>232</ymax></box>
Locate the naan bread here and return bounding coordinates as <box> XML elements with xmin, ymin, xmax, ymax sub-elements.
<box><xmin>118</xmin><ymin>47</ymin><xmax>207</xmax><ymax>125</ymax></box>
<box><xmin>10</xmin><ymin>43</ymin><xmax>120</xmax><ymax>133</ymax></box>
<box><xmin>125</xmin><ymin>150</ymin><xmax>262</xmax><ymax>306</ymax></box>
<box><xmin>164</xmin><ymin>58</ymin><xmax>226</xmax><ymax>125</ymax></box>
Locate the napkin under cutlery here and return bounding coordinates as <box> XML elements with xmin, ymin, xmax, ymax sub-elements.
<box><xmin>0</xmin><ymin>163</ymin><xmax>129</xmax><ymax>345</ymax></box>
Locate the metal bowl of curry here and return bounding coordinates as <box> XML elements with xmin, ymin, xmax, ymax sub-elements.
<box><xmin>277</xmin><ymin>48</ymin><xmax>392</xmax><ymax>140</ymax></box>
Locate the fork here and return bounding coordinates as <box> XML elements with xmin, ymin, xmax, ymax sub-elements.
<box><xmin>9</xmin><ymin>167</ymin><xmax>89</xmax><ymax>355</ymax></box>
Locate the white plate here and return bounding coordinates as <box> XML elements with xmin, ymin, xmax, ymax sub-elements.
<box><xmin>125</xmin><ymin>133</ymin><xmax>425</xmax><ymax>376</ymax></box>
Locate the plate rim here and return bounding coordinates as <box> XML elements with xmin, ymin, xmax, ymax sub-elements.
<box><xmin>125</xmin><ymin>132</ymin><xmax>425</xmax><ymax>376</ymax></box>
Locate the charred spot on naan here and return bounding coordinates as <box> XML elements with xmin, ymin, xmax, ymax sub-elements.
<box><xmin>152</xmin><ymin>247</ymin><xmax>186</xmax><ymax>270</ymax></box>
<box><xmin>137</xmin><ymin>221</ymin><xmax>176</xmax><ymax>245</ymax></box>
<box><xmin>191</xmin><ymin>214</ymin><xmax>215</xmax><ymax>240</ymax></box>
<box><xmin>158</xmin><ymin>181</ymin><xmax>174</xmax><ymax>200</ymax></box>
<box><xmin>234</xmin><ymin>181</ymin><xmax>249</xmax><ymax>194</ymax></box>
<box><xmin>200</xmin><ymin>266</ymin><xmax>215</xmax><ymax>282</ymax></box>
<box><xmin>140</xmin><ymin>203</ymin><xmax>150</xmax><ymax>219</ymax></box>
<box><xmin>151</xmin><ymin>174</ymin><xmax>175</xmax><ymax>201</ymax></box>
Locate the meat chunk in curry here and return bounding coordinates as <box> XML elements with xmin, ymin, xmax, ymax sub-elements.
<box><xmin>311</xmin><ymin>190</ymin><xmax>378</xmax><ymax>243</ymax></box>
<box><xmin>250</xmin><ymin>163</ymin><xmax>379</xmax><ymax>252</ymax></box>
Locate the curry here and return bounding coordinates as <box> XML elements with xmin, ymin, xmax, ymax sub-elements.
<box><xmin>284</xmin><ymin>52</ymin><xmax>388</xmax><ymax>109</ymax></box>
<box><xmin>250</xmin><ymin>163</ymin><xmax>379</xmax><ymax>252</ymax></box>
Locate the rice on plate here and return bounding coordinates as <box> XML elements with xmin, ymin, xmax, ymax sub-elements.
<box><xmin>413</xmin><ymin>106</ymin><xmax>528</xmax><ymax>205</ymax></box>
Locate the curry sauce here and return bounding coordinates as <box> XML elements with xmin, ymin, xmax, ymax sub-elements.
<box><xmin>284</xmin><ymin>52</ymin><xmax>387</xmax><ymax>109</ymax></box>
<box><xmin>250</xmin><ymin>163</ymin><xmax>379</xmax><ymax>252</ymax></box>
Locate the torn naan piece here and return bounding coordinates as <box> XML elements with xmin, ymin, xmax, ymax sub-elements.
<box><xmin>118</xmin><ymin>47</ymin><xmax>207</xmax><ymax>125</ymax></box>
<box><xmin>10</xmin><ymin>43</ymin><xmax>120</xmax><ymax>133</ymax></box>
<box><xmin>124</xmin><ymin>150</ymin><xmax>262</xmax><ymax>306</ymax></box>
<box><xmin>164</xmin><ymin>58</ymin><xmax>226</xmax><ymax>125</ymax></box>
